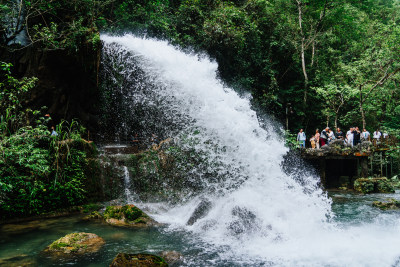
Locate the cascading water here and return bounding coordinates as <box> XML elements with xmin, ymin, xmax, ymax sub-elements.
<box><xmin>101</xmin><ymin>34</ymin><xmax>400</xmax><ymax>266</ymax></box>
<box><xmin>122</xmin><ymin>166</ymin><xmax>134</xmax><ymax>203</ymax></box>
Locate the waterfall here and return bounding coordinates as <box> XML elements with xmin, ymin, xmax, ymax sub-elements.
<box><xmin>101</xmin><ymin>34</ymin><xmax>400</xmax><ymax>266</ymax></box>
<box><xmin>122</xmin><ymin>166</ymin><xmax>134</xmax><ymax>204</ymax></box>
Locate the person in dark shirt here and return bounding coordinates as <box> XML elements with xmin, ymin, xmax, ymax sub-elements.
<box><xmin>352</xmin><ymin>127</ymin><xmax>361</xmax><ymax>146</ymax></box>
<box><xmin>335</xmin><ymin>127</ymin><xmax>345</xmax><ymax>140</ymax></box>
<box><xmin>320</xmin><ymin>127</ymin><xmax>329</xmax><ymax>146</ymax></box>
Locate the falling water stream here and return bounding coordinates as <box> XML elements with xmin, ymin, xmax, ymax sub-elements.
<box><xmin>99</xmin><ymin>34</ymin><xmax>400</xmax><ymax>266</ymax></box>
<box><xmin>1</xmin><ymin>34</ymin><xmax>400</xmax><ymax>266</ymax></box>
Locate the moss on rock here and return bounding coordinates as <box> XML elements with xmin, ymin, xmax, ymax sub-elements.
<box><xmin>110</xmin><ymin>253</ymin><xmax>168</xmax><ymax>267</ymax></box>
<box><xmin>372</xmin><ymin>199</ymin><xmax>400</xmax><ymax>210</ymax></box>
<box><xmin>84</xmin><ymin>205</ymin><xmax>159</xmax><ymax>227</ymax></box>
<box><xmin>44</xmin><ymin>232</ymin><xmax>105</xmax><ymax>255</ymax></box>
<box><xmin>354</xmin><ymin>177</ymin><xmax>395</xmax><ymax>194</ymax></box>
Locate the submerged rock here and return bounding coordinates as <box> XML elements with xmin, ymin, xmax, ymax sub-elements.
<box><xmin>372</xmin><ymin>199</ymin><xmax>400</xmax><ymax>210</ymax></box>
<box><xmin>354</xmin><ymin>177</ymin><xmax>395</xmax><ymax>194</ymax></box>
<box><xmin>187</xmin><ymin>199</ymin><xmax>212</xmax><ymax>225</ymax></box>
<box><xmin>103</xmin><ymin>205</ymin><xmax>159</xmax><ymax>227</ymax></box>
<box><xmin>160</xmin><ymin>251</ymin><xmax>183</xmax><ymax>265</ymax></box>
<box><xmin>110</xmin><ymin>253</ymin><xmax>168</xmax><ymax>267</ymax></box>
<box><xmin>0</xmin><ymin>254</ymin><xmax>37</xmax><ymax>267</ymax></box>
<box><xmin>44</xmin><ymin>232</ymin><xmax>105</xmax><ymax>255</ymax></box>
<box><xmin>82</xmin><ymin>211</ymin><xmax>103</xmax><ymax>221</ymax></box>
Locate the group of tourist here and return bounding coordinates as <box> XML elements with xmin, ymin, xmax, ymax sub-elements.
<box><xmin>297</xmin><ymin>127</ymin><xmax>388</xmax><ymax>149</ymax></box>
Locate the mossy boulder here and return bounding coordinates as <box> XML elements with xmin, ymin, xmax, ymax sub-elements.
<box><xmin>110</xmin><ymin>253</ymin><xmax>168</xmax><ymax>267</ymax></box>
<box><xmin>354</xmin><ymin>177</ymin><xmax>395</xmax><ymax>194</ymax></box>
<box><xmin>372</xmin><ymin>199</ymin><xmax>400</xmax><ymax>210</ymax></box>
<box><xmin>44</xmin><ymin>232</ymin><xmax>105</xmax><ymax>255</ymax></box>
<box><xmin>103</xmin><ymin>205</ymin><xmax>159</xmax><ymax>227</ymax></box>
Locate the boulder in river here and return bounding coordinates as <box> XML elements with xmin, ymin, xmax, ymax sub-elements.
<box><xmin>372</xmin><ymin>199</ymin><xmax>400</xmax><ymax>210</ymax></box>
<box><xmin>44</xmin><ymin>232</ymin><xmax>105</xmax><ymax>255</ymax></box>
<box><xmin>186</xmin><ymin>199</ymin><xmax>212</xmax><ymax>225</ymax></box>
<box><xmin>110</xmin><ymin>253</ymin><xmax>168</xmax><ymax>267</ymax></box>
<box><xmin>103</xmin><ymin>205</ymin><xmax>159</xmax><ymax>227</ymax></box>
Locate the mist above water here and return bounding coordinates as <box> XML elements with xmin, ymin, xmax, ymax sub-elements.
<box><xmin>101</xmin><ymin>34</ymin><xmax>400</xmax><ymax>266</ymax></box>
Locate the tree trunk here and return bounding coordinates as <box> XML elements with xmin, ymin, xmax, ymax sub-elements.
<box><xmin>334</xmin><ymin>114</ymin><xmax>338</xmax><ymax>130</ymax></box>
<box><xmin>297</xmin><ymin>1</ymin><xmax>309</xmax><ymax>108</ymax></box>
<box><xmin>359</xmin><ymin>85</ymin><xmax>366</xmax><ymax>129</ymax></box>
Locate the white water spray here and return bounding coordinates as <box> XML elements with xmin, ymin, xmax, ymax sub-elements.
<box><xmin>101</xmin><ymin>34</ymin><xmax>400</xmax><ymax>266</ymax></box>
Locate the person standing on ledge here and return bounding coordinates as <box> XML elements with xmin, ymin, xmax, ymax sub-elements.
<box><xmin>346</xmin><ymin>127</ymin><xmax>354</xmax><ymax>147</ymax></box>
<box><xmin>362</xmin><ymin>128</ymin><xmax>370</xmax><ymax>141</ymax></box>
<box><xmin>297</xmin><ymin>129</ymin><xmax>306</xmax><ymax>148</ymax></box>
<box><xmin>315</xmin><ymin>129</ymin><xmax>320</xmax><ymax>149</ymax></box>
<box><xmin>320</xmin><ymin>127</ymin><xmax>329</xmax><ymax>147</ymax></box>
<box><xmin>335</xmin><ymin>127</ymin><xmax>344</xmax><ymax>141</ymax></box>
<box><xmin>353</xmin><ymin>127</ymin><xmax>361</xmax><ymax>146</ymax></box>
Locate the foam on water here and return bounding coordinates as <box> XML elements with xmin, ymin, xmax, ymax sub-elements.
<box><xmin>101</xmin><ymin>34</ymin><xmax>400</xmax><ymax>266</ymax></box>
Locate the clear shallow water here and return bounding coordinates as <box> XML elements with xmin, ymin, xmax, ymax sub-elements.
<box><xmin>1</xmin><ymin>193</ymin><xmax>400</xmax><ymax>266</ymax></box>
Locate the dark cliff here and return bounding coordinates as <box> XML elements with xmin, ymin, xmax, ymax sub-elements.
<box><xmin>1</xmin><ymin>44</ymin><xmax>101</xmax><ymax>134</ymax></box>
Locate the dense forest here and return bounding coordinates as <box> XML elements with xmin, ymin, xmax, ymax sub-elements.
<box><xmin>1</xmin><ymin>0</ymin><xmax>399</xmax><ymax>217</ymax></box>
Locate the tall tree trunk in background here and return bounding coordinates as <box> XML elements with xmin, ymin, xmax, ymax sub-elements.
<box><xmin>296</xmin><ymin>0</ymin><xmax>309</xmax><ymax>109</ymax></box>
<box><xmin>359</xmin><ymin>85</ymin><xmax>366</xmax><ymax>129</ymax></box>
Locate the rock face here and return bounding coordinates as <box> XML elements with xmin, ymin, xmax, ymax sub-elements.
<box><xmin>44</xmin><ymin>232</ymin><xmax>105</xmax><ymax>255</ymax></box>
<box><xmin>354</xmin><ymin>177</ymin><xmax>395</xmax><ymax>194</ymax></box>
<box><xmin>110</xmin><ymin>253</ymin><xmax>168</xmax><ymax>267</ymax></box>
<box><xmin>0</xmin><ymin>45</ymin><xmax>100</xmax><ymax>132</ymax></box>
<box><xmin>372</xmin><ymin>199</ymin><xmax>400</xmax><ymax>210</ymax></box>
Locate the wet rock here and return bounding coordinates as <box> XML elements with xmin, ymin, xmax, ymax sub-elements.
<box><xmin>160</xmin><ymin>251</ymin><xmax>183</xmax><ymax>265</ymax></box>
<box><xmin>354</xmin><ymin>177</ymin><xmax>395</xmax><ymax>194</ymax></box>
<box><xmin>110</xmin><ymin>253</ymin><xmax>168</xmax><ymax>267</ymax></box>
<box><xmin>372</xmin><ymin>199</ymin><xmax>400</xmax><ymax>210</ymax></box>
<box><xmin>187</xmin><ymin>199</ymin><xmax>212</xmax><ymax>225</ymax></box>
<box><xmin>44</xmin><ymin>232</ymin><xmax>105</xmax><ymax>255</ymax></box>
<box><xmin>0</xmin><ymin>254</ymin><xmax>37</xmax><ymax>267</ymax></box>
<box><xmin>82</xmin><ymin>211</ymin><xmax>103</xmax><ymax>221</ymax></box>
<box><xmin>228</xmin><ymin>206</ymin><xmax>260</xmax><ymax>235</ymax></box>
<box><xmin>103</xmin><ymin>205</ymin><xmax>159</xmax><ymax>227</ymax></box>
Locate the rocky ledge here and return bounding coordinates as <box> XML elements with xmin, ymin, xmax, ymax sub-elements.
<box><xmin>302</xmin><ymin>140</ymin><xmax>372</xmax><ymax>157</ymax></box>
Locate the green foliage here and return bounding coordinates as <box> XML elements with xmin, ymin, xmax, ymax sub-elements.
<box><xmin>0</xmin><ymin>64</ymin><xmax>92</xmax><ymax>218</ymax></box>
<box><xmin>354</xmin><ymin>177</ymin><xmax>395</xmax><ymax>194</ymax></box>
<box><xmin>284</xmin><ymin>130</ymin><xmax>298</xmax><ymax>149</ymax></box>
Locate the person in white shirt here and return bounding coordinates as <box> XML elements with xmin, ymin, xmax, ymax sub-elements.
<box><xmin>346</xmin><ymin>127</ymin><xmax>354</xmax><ymax>146</ymax></box>
<box><xmin>362</xmin><ymin>128</ymin><xmax>370</xmax><ymax>141</ymax></box>
<box><xmin>373</xmin><ymin>129</ymin><xmax>382</xmax><ymax>140</ymax></box>
<box><xmin>297</xmin><ymin>129</ymin><xmax>306</xmax><ymax>148</ymax></box>
<box><xmin>328</xmin><ymin>129</ymin><xmax>335</xmax><ymax>144</ymax></box>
